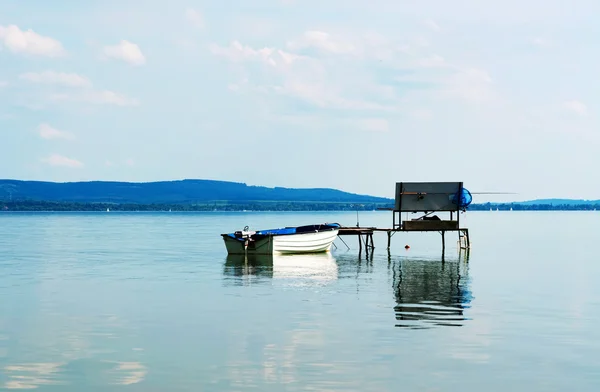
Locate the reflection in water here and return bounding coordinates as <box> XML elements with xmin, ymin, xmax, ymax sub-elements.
<box><xmin>224</xmin><ymin>250</ymin><xmax>473</xmax><ymax>329</ymax></box>
<box><xmin>224</xmin><ymin>253</ymin><xmax>275</xmax><ymax>285</ymax></box>
<box><xmin>3</xmin><ymin>362</ymin><xmax>63</xmax><ymax>389</ymax></box>
<box><xmin>0</xmin><ymin>312</ymin><xmax>147</xmax><ymax>389</ymax></box>
<box><xmin>109</xmin><ymin>361</ymin><xmax>147</xmax><ymax>385</ymax></box>
<box><xmin>224</xmin><ymin>252</ymin><xmax>338</xmax><ymax>286</ymax></box>
<box><xmin>392</xmin><ymin>252</ymin><xmax>473</xmax><ymax>329</ymax></box>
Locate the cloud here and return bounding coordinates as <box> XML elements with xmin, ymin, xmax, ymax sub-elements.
<box><xmin>185</xmin><ymin>8</ymin><xmax>204</xmax><ymax>28</ymax></box>
<box><xmin>19</xmin><ymin>71</ymin><xmax>92</xmax><ymax>88</ymax></box>
<box><xmin>41</xmin><ymin>154</ymin><xmax>83</xmax><ymax>168</ymax></box>
<box><xmin>286</xmin><ymin>31</ymin><xmax>358</xmax><ymax>55</ymax></box>
<box><xmin>51</xmin><ymin>90</ymin><xmax>139</xmax><ymax>106</ymax></box>
<box><xmin>211</xmin><ymin>29</ymin><xmax>499</xmax><ymax>115</ymax></box>
<box><xmin>564</xmin><ymin>100</ymin><xmax>588</xmax><ymax>116</ymax></box>
<box><xmin>285</xmin><ymin>30</ymin><xmax>411</xmax><ymax>61</ymax></box>
<box><xmin>443</xmin><ymin>68</ymin><xmax>495</xmax><ymax>103</ymax></box>
<box><xmin>424</xmin><ymin>19</ymin><xmax>441</xmax><ymax>32</ymax></box>
<box><xmin>103</xmin><ymin>40</ymin><xmax>146</xmax><ymax>66</ymax></box>
<box><xmin>417</xmin><ymin>54</ymin><xmax>448</xmax><ymax>68</ymax></box>
<box><xmin>210</xmin><ymin>38</ymin><xmax>397</xmax><ymax>111</ymax></box>
<box><xmin>530</xmin><ymin>37</ymin><xmax>551</xmax><ymax>48</ymax></box>
<box><xmin>18</xmin><ymin>71</ymin><xmax>137</xmax><ymax>107</ymax></box>
<box><xmin>411</xmin><ymin>108</ymin><xmax>433</xmax><ymax>120</ymax></box>
<box><xmin>0</xmin><ymin>24</ymin><xmax>65</xmax><ymax>57</ymax></box>
<box><xmin>209</xmin><ymin>41</ymin><xmax>303</xmax><ymax>67</ymax></box>
<box><xmin>357</xmin><ymin>118</ymin><xmax>389</xmax><ymax>132</ymax></box>
<box><xmin>272</xmin><ymin>82</ymin><xmax>396</xmax><ymax>111</ymax></box>
<box><xmin>38</xmin><ymin>123</ymin><xmax>75</xmax><ymax>140</ymax></box>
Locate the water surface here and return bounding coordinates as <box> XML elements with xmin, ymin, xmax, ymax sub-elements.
<box><xmin>0</xmin><ymin>211</ymin><xmax>598</xmax><ymax>391</ymax></box>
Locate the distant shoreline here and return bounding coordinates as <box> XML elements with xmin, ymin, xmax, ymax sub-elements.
<box><xmin>2</xmin><ymin>201</ymin><xmax>599</xmax><ymax>212</ymax></box>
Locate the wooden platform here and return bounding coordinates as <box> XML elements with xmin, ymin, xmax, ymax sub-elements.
<box><xmin>337</xmin><ymin>224</ymin><xmax>471</xmax><ymax>253</ymax></box>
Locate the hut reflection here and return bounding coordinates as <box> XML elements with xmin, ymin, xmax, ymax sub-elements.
<box><xmin>392</xmin><ymin>253</ymin><xmax>473</xmax><ymax>329</ymax></box>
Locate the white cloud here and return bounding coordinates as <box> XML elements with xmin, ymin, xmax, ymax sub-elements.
<box><xmin>42</xmin><ymin>154</ymin><xmax>83</xmax><ymax>168</ymax></box>
<box><xmin>38</xmin><ymin>123</ymin><xmax>75</xmax><ymax>140</ymax></box>
<box><xmin>210</xmin><ymin>38</ymin><xmax>395</xmax><ymax>111</ymax></box>
<box><xmin>411</xmin><ymin>108</ymin><xmax>433</xmax><ymax>120</ymax></box>
<box><xmin>286</xmin><ymin>31</ymin><xmax>357</xmax><ymax>55</ymax></box>
<box><xmin>209</xmin><ymin>41</ymin><xmax>302</xmax><ymax>67</ymax></box>
<box><xmin>530</xmin><ymin>37</ymin><xmax>551</xmax><ymax>48</ymax></box>
<box><xmin>564</xmin><ymin>100</ymin><xmax>588</xmax><ymax>116</ymax></box>
<box><xmin>357</xmin><ymin>118</ymin><xmax>389</xmax><ymax>132</ymax></box>
<box><xmin>185</xmin><ymin>8</ymin><xmax>204</xmax><ymax>28</ymax></box>
<box><xmin>444</xmin><ymin>68</ymin><xmax>495</xmax><ymax>103</ymax></box>
<box><xmin>272</xmin><ymin>81</ymin><xmax>395</xmax><ymax>111</ymax></box>
<box><xmin>103</xmin><ymin>40</ymin><xmax>146</xmax><ymax>66</ymax></box>
<box><xmin>0</xmin><ymin>24</ymin><xmax>65</xmax><ymax>57</ymax></box>
<box><xmin>51</xmin><ymin>90</ymin><xmax>139</xmax><ymax>106</ymax></box>
<box><xmin>417</xmin><ymin>54</ymin><xmax>448</xmax><ymax>68</ymax></box>
<box><xmin>211</xmin><ymin>30</ymin><xmax>498</xmax><ymax>113</ymax></box>
<box><xmin>20</xmin><ymin>71</ymin><xmax>92</xmax><ymax>88</ymax></box>
<box><xmin>18</xmin><ymin>71</ymin><xmax>137</xmax><ymax>107</ymax></box>
<box><xmin>424</xmin><ymin>19</ymin><xmax>441</xmax><ymax>32</ymax></box>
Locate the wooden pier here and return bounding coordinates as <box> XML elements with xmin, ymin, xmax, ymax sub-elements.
<box><xmin>336</xmin><ymin>182</ymin><xmax>472</xmax><ymax>257</ymax></box>
<box><xmin>337</xmin><ymin>226</ymin><xmax>470</xmax><ymax>253</ymax></box>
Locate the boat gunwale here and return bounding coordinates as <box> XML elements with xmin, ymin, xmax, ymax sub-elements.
<box><xmin>221</xmin><ymin>223</ymin><xmax>341</xmax><ymax>240</ymax></box>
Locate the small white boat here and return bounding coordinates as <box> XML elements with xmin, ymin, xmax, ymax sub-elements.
<box><xmin>221</xmin><ymin>223</ymin><xmax>340</xmax><ymax>255</ymax></box>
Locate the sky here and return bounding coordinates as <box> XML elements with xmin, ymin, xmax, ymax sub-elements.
<box><xmin>1</xmin><ymin>0</ymin><xmax>599</xmax><ymax>202</ymax></box>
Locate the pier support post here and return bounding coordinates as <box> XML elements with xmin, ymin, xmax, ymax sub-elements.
<box><xmin>441</xmin><ymin>231</ymin><xmax>446</xmax><ymax>255</ymax></box>
<box><xmin>387</xmin><ymin>231</ymin><xmax>391</xmax><ymax>249</ymax></box>
<box><xmin>358</xmin><ymin>234</ymin><xmax>362</xmax><ymax>254</ymax></box>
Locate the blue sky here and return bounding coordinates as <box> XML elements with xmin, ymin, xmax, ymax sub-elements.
<box><xmin>1</xmin><ymin>0</ymin><xmax>598</xmax><ymax>201</ymax></box>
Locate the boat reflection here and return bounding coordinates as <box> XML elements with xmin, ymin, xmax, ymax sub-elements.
<box><xmin>224</xmin><ymin>253</ymin><xmax>275</xmax><ymax>285</ymax></box>
<box><xmin>223</xmin><ymin>252</ymin><xmax>338</xmax><ymax>286</ymax></box>
<box><xmin>391</xmin><ymin>255</ymin><xmax>473</xmax><ymax>329</ymax></box>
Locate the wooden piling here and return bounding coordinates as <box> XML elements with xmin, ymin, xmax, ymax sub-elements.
<box><xmin>441</xmin><ymin>231</ymin><xmax>446</xmax><ymax>255</ymax></box>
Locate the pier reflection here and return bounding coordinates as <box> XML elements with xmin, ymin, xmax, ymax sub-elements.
<box><xmin>223</xmin><ymin>252</ymin><xmax>338</xmax><ymax>286</ymax></box>
<box><xmin>391</xmin><ymin>253</ymin><xmax>473</xmax><ymax>329</ymax></box>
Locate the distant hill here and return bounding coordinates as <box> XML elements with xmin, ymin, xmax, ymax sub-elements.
<box><xmin>1</xmin><ymin>179</ymin><xmax>598</xmax><ymax>211</ymax></box>
<box><xmin>468</xmin><ymin>198</ymin><xmax>600</xmax><ymax>211</ymax></box>
<box><xmin>0</xmin><ymin>179</ymin><xmax>393</xmax><ymax>204</ymax></box>
<box><xmin>513</xmin><ymin>198</ymin><xmax>600</xmax><ymax>206</ymax></box>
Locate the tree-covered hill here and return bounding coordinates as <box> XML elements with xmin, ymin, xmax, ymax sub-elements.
<box><xmin>0</xmin><ymin>179</ymin><xmax>393</xmax><ymax>204</ymax></box>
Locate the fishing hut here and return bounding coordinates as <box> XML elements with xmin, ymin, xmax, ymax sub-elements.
<box><xmin>338</xmin><ymin>181</ymin><xmax>472</xmax><ymax>255</ymax></box>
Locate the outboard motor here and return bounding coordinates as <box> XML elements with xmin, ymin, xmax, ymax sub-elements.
<box><xmin>234</xmin><ymin>226</ymin><xmax>256</xmax><ymax>239</ymax></box>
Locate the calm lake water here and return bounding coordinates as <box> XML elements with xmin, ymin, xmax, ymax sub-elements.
<box><xmin>0</xmin><ymin>211</ymin><xmax>599</xmax><ymax>391</ymax></box>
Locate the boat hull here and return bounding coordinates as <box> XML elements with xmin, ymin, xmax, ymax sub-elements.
<box><xmin>272</xmin><ymin>229</ymin><xmax>339</xmax><ymax>254</ymax></box>
<box><xmin>222</xmin><ymin>224</ymin><xmax>340</xmax><ymax>255</ymax></box>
